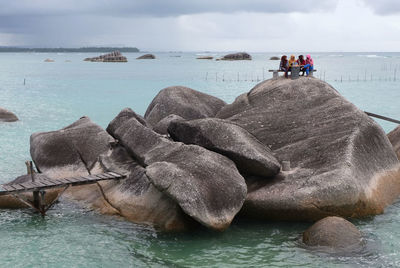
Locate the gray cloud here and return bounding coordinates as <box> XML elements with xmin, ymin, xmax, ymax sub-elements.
<box><xmin>361</xmin><ymin>0</ymin><xmax>400</xmax><ymax>14</ymax></box>
<box><xmin>0</xmin><ymin>0</ymin><xmax>339</xmax><ymax>17</ymax></box>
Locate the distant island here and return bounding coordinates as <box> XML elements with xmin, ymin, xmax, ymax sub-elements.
<box><xmin>0</xmin><ymin>47</ymin><xmax>139</xmax><ymax>53</ymax></box>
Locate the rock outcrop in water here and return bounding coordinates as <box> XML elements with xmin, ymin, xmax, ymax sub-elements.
<box><xmin>220</xmin><ymin>52</ymin><xmax>252</xmax><ymax>60</ymax></box>
<box><xmin>303</xmin><ymin>216</ymin><xmax>362</xmax><ymax>250</ymax></box>
<box><xmin>84</xmin><ymin>51</ymin><xmax>128</xmax><ymax>62</ymax></box>
<box><xmin>0</xmin><ymin>107</ymin><xmax>18</xmax><ymax>122</ymax></box>
<box><xmin>136</xmin><ymin>54</ymin><xmax>156</xmax><ymax>59</ymax></box>
<box><xmin>14</xmin><ymin>76</ymin><xmax>400</xmax><ymax>232</ymax></box>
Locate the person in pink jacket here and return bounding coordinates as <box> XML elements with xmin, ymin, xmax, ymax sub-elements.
<box><xmin>303</xmin><ymin>54</ymin><xmax>314</xmax><ymax>76</ymax></box>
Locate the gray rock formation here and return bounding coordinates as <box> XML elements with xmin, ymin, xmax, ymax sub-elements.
<box><xmin>303</xmin><ymin>216</ymin><xmax>362</xmax><ymax>249</ymax></box>
<box><xmin>388</xmin><ymin>126</ymin><xmax>400</xmax><ymax>160</ymax></box>
<box><xmin>269</xmin><ymin>56</ymin><xmax>280</xmax><ymax>60</ymax></box>
<box><xmin>217</xmin><ymin>77</ymin><xmax>400</xmax><ymax>220</ymax></box>
<box><xmin>136</xmin><ymin>54</ymin><xmax>156</xmax><ymax>59</ymax></box>
<box><xmin>144</xmin><ymin>86</ymin><xmax>226</xmax><ymax>126</ymax></box>
<box><xmin>30</xmin><ymin>116</ymin><xmax>114</xmax><ymax>178</ymax></box>
<box><xmin>30</xmin><ymin>116</ymin><xmax>190</xmax><ymax>231</ymax></box>
<box><xmin>152</xmin><ymin>114</ymin><xmax>185</xmax><ymax>135</ymax></box>
<box><xmin>107</xmin><ymin>109</ymin><xmax>247</xmax><ymax>230</ymax></box>
<box><xmin>84</xmin><ymin>51</ymin><xmax>127</xmax><ymax>62</ymax></box>
<box><xmin>168</xmin><ymin>118</ymin><xmax>281</xmax><ymax>177</ymax></box>
<box><xmin>221</xmin><ymin>52</ymin><xmax>252</xmax><ymax>60</ymax></box>
<box><xmin>0</xmin><ymin>107</ymin><xmax>18</xmax><ymax>122</ymax></box>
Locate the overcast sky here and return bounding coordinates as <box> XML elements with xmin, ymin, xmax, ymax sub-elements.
<box><xmin>0</xmin><ymin>0</ymin><xmax>399</xmax><ymax>51</ymax></box>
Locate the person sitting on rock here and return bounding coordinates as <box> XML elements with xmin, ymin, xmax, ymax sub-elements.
<box><xmin>279</xmin><ymin>55</ymin><xmax>289</xmax><ymax>78</ymax></box>
<box><xmin>297</xmin><ymin>55</ymin><xmax>306</xmax><ymax>76</ymax></box>
<box><xmin>304</xmin><ymin>54</ymin><xmax>314</xmax><ymax>76</ymax></box>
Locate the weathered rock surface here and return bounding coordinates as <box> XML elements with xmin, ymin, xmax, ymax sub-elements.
<box><xmin>0</xmin><ymin>107</ymin><xmax>18</xmax><ymax>122</ymax></box>
<box><xmin>303</xmin><ymin>216</ymin><xmax>362</xmax><ymax>249</ymax></box>
<box><xmin>30</xmin><ymin>116</ymin><xmax>114</xmax><ymax>178</ymax></box>
<box><xmin>168</xmin><ymin>118</ymin><xmax>281</xmax><ymax>177</ymax></box>
<box><xmin>108</xmin><ymin>109</ymin><xmax>247</xmax><ymax>230</ymax></box>
<box><xmin>221</xmin><ymin>52</ymin><xmax>252</xmax><ymax>60</ymax></box>
<box><xmin>136</xmin><ymin>54</ymin><xmax>155</xmax><ymax>59</ymax></box>
<box><xmin>217</xmin><ymin>77</ymin><xmax>400</xmax><ymax>220</ymax></box>
<box><xmin>388</xmin><ymin>126</ymin><xmax>400</xmax><ymax>160</ymax></box>
<box><xmin>152</xmin><ymin>114</ymin><xmax>185</xmax><ymax>135</ymax></box>
<box><xmin>269</xmin><ymin>56</ymin><xmax>280</xmax><ymax>60</ymax></box>
<box><xmin>30</xmin><ymin>116</ymin><xmax>191</xmax><ymax>231</ymax></box>
<box><xmin>144</xmin><ymin>86</ymin><xmax>226</xmax><ymax>126</ymax></box>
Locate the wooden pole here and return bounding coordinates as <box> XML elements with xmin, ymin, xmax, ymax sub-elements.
<box><xmin>25</xmin><ymin>161</ymin><xmax>40</xmax><ymax>210</ymax></box>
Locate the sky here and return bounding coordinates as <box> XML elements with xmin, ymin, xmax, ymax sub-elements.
<box><xmin>0</xmin><ymin>0</ymin><xmax>400</xmax><ymax>52</ymax></box>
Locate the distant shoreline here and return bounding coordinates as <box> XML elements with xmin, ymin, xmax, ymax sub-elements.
<box><xmin>0</xmin><ymin>47</ymin><xmax>139</xmax><ymax>53</ymax></box>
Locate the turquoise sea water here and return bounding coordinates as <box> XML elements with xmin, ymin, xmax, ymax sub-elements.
<box><xmin>1</xmin><ymin>52</ymin><xmax>400</xmax><ymax>267</ymax></box>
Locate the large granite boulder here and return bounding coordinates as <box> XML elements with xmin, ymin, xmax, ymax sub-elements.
<box><xmin>30</xmin><ymin>116</ymin><xmax>190</xmax><ymax>231</ymax></box>
<box><xmin>303</xmin><ymin>216</ymin><xmax>362</xmax><ymax>250</ymax></box>
<box><xmin>144</xmin><ymin>86</ymin><xmax>226</xmax><ymax>126</ymax></box>
<box><xmin>217</xmin><ymin>77</ymin><xmax>400</xmax><ymax>220</ymax></box>
<box><xmin>0</xmin><ymin>107</ymin><xmax>18</xmax><ymax>122</ymax></box>
<box><xmin>168</xmin><ymin>118</ymin><xmax>281</xmax><ymax>177</ymax></box>
<box><xmin>221</xmin><ymin>52</ymin><xmax>252</xmax><ymax>60</ymax></box>
<box><xmin>388</xmin><ymin>126</ymin><xmax>400</xmax><ymax>160</ymax></box>
<box><xmin>30</xmin><ymin>116</ymin><xmax>114</xmax><ymax>178</ymax></box>
<box><xmin>107</xmin><ymin>109</ymin><xmax>247</xmax><ymax>230</ymax></box>
<box><xmin>137</xmin><ymin>54</ymin><xmax>155</xmax><ymax>59</ymax></box>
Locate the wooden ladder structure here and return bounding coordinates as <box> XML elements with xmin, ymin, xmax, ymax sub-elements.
<box><xmin>0</xmin><ymin>161</ymin><xmax>126</xmax><ymax>216</ymax></box>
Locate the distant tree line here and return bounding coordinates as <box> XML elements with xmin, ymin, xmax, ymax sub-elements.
<box><xmin>0</xmin><ymin>47</ymin><xmax>140</xmax><ymax>53</ymax></box>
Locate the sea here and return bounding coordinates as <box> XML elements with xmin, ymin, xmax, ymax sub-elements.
<box><xmin>1</xmin><ymin>52</ymin><xmax>400</xmax><ymax>267</ymax></box>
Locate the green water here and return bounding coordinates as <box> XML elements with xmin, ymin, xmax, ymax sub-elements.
<box><xmin>1</xmin><ymin>52</ymin><xmax>400</xmax><ymax>267</ymax></box>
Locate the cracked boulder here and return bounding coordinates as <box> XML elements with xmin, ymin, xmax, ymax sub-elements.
<box><xmin>108</xmin><ymin>109</ymin><xmax>247</xmax><ymax>231</ymax></box>
<box><xmin>0</xmin><ymin>107</ymin><xmax>18</xmax><ymax>122</ymax></box>
<box><xmin>217</xmin><ymin>77</ymin><xmax>400</xmax><ymax>220</ymax></box>
<box><xmin>144</xmin><ymin>86</ymin><xmax>226</xmax><ymax>126</ymax></box>
<box><xmin>168</xmin><ymin>118</ymin><xmax>281</xmax><ymax>177</ymax></box>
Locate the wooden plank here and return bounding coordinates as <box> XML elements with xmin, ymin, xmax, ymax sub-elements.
<box><xmin>95</xmin><ymin>174</ymin><xmax>109</xmax><ymax>179</ymax></box>
<box><xmin>20</xmin><ymin>181</ymin><xmax>40</xmax><ymax>190</ymax></box>
<box><xmin>2</xmin><ymin>185</ymin><xmax>16</xmax><ymax>191</ymax></box>
<box><xmin>9</xmin><ymin>184</ymin><xmax>25</xmax><ymax>190</ymax></box>
<box><xmin>101</xmin><ymin>173</ymin><xmax>115</xmax><ymax>179</ymax></box>
<box><xmin>30</xmin><ymin>181</ymin><xmax>47</xmax><ymax>187</ymax></box>
<box><xmin>66</xmin><ymin>177</ymin><xmax>82</xmax><ymax>183</ymax></box>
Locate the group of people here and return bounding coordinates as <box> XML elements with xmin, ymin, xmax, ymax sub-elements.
<box><xmin>279</xmin><ymin>54</ymin><xmax>314</xmax><ymax>78</ymax></box>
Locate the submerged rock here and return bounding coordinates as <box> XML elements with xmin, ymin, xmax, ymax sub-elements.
<box><xmin>303</xmin><ymin>216</ymin><xmax>362</xmax><ymax>249</ymax></box>
<box><xmin>107</xmin><ymin>110</ymin><xmax>247</xmax><ymax>231</ymax></box>
<box><xmin>269</xmin><ymin>56</ymin><xmax>280</xmax><ymax>60</ymax></box>
<box><xmin>144</xmin><ymin>86</ymin><xmax>226</xmax><ymax>126</ymax></box>
<box><xmin>0</xmin><ymin>107</ymin><xmax>18</xmax><ymax>122</ymax></box>
<box><xmin>221</xmin><ymin>52</ymin><xmax>252</xmax><ymax>60</ymax></box>
<box><xmin>136</xmin><ymin>54</ymin><xmax>156</xmax><ymax>59</ymax></box>
<box><xmin>217</xmin><ymin>77</ymin><xmax>400</xmax><ymax>220</ymax></box>
<box><xmin>168</xmin><ymin>118</ymin><xmax>281</xmax><ymax>177</ymax></box>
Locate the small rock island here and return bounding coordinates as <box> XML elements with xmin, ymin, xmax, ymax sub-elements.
<box><xmin>84</xmin><ymin>50</ymin><xmax>128</xmax><ymax>62</ymax></box>
<box><xmin>0</xmin><ymin>107</ymin><xmax>18</xmax><ymax>122</ymax></box>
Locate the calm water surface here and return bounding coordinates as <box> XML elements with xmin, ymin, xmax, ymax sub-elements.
<box><xmin>1</xmin><ymin>52</ymin><xmax>400</xmax><ymax>267</ymax></box>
